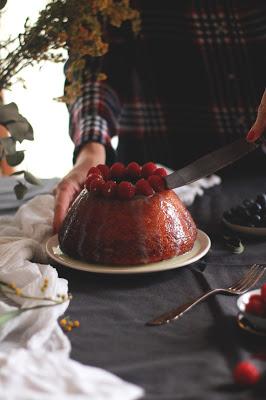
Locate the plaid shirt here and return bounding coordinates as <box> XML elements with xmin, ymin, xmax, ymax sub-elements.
<box><xmin>68</xmin><ymin>1</ymin><xmax>266</xmax><ymax>169</ymax></box>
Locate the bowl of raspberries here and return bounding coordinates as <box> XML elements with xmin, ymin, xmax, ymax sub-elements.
<box><xmin>237</xmin><ymin>283</ymin><xmax>266</xmax><ymax>331</ymax></box>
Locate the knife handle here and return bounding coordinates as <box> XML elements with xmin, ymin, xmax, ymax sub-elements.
<box><xmin>146</xmin><ymin>288</ymin><xmax>223</xmax><ymax>326</ymax></box>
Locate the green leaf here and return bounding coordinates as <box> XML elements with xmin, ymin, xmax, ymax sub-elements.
<box><xmin>14</xmin><ymin>181</ymin><xmax>27</xmax><ymax>200</ymax></box>
<box><xmin>6</xmin><ymin>151</ymin><xmax>24</xmax><ymax>166</ymax></box>
<box><xmin>24</xmin><ymin>171</ymin><xmax>42</xmax><ymax>186</ymax></box>
<box><xmin>0</xmin><ymin>103</ymin><xmax>34</xmax><ymax>142</ymax></box>
<box><xmin>0</xmin><ymin>103</ymin><xmax>19</xmax><ymax>123</ymax></box>
<box><xmin>0</xmin><ymin>310</ymin><xmax>21</xmax><ymax>326</ymax></box>
<box><xmin>0</xmin><ymin>137</ymin><xmax>16</xmax><ymax>155</ymax></box>
<box><xmin>0</xmin><ymin>0</ymin><xmax>7</xmax><ymax>10</ymax></box>
<box><xmin>11</xmin><ymin>170</ymin><xmax>25</xmax><ymax>176</ymax></box>
<box><xmin>6</xmin><ymin>120</ymin><xmax>34</xmax><ymax>142</ymax></box>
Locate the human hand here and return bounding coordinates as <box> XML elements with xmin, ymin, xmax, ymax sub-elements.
<box><xmin>246</xmin><ymin>89</ymin><xmax>266</xmax><ymax>142</ymax></box>
<box><xmin>53</xmin><ymin>142</ymin><xmax>105</xmax><ymax>233</ymax></box>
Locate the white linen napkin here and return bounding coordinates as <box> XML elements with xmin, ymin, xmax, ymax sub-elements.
<box><xmin>174</xmin><ymin>175</ymin><xmax>221</xmax><ymax>206</ymax></box>
<box><xmin>158</xmin><ymin>165</ymin><xmax>221</xmax><ymax>205</ymax></box>
<box><xmin>0</xmin><ymin>194</ymin><xmax>144</xmax><ymax>400</ymax></box>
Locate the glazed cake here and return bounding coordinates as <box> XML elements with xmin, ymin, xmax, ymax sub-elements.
<box><xmin>58</xmin><ymin>162</ymin><xmax>197</xmax><ymax>265</ymax></box>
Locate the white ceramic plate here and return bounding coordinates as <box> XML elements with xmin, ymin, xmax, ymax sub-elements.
<box><xmin>236</xmin><ymin>313</ymin><xmax>266</xmax><ymax>337</ymax></box>
<box><xmin>223</xmin><ymin>217</ymin><xmax>266</xmax><ymax>237</ymax></box>
<box><xmin>237</xmin><ymin>289</ymin><xmax>266</xmax><ymax>331</ymax></box>
<box><xmin>45</xmin><ymin>229</ymin><xmax>211</xmax><ymax>275</ymax></box>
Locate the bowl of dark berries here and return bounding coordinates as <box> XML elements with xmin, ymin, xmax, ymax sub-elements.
<box><xmin>222</xmin><ymin>193</ymin><xmax>266</xmax><ymax>236</ymax></box>
<box><xmin>237</xmin><ymin>283</ymin><xmax>266</xmax><ymax>331</ymax></box>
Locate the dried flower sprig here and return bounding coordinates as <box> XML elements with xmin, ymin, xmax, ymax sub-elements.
<box><xmin>0</xmin><ymin>1</ymin><xmax>140</xmax><ymax>199</ymax></box>
<box><xmin>0</xmin><ymin>278</ymin><xmax>72</xmax><ymax>327</ymax></box>
<box><xmin>0</xmin><ymin>279</ymin><xmax>72</xmax><ymax>305</ymax></box>
<box><xmin>0</xmin><ymin>0</ymin><xmax>141</xmax><ymax>103</ymax></box>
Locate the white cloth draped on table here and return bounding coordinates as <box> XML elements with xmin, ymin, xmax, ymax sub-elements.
<box><xmin>0</xmin><ymin>194</ymin><xmax>144</xmax><ymax>400</ymax></box>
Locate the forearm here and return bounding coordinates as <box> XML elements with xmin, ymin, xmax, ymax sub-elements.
<box><xmin>75</xmin><ymin>142</ymin><xmax>106</xmax><ymax>168</ymax></box>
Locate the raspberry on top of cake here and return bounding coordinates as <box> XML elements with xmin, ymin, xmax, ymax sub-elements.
<box><xmin>85</xmin><ymin>161</ymin><xmax>167</xmax><ymax>200</ymax></box>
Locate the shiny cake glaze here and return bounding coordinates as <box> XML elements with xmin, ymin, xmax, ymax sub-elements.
<box><xmin>58</xmin><ymin>189</ymin><xmax>197</xmax><ymax>266</ymax></box>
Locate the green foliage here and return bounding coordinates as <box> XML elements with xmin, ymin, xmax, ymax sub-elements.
<box><xmin>14</xmin><ymin>181</ymin><xmax>28</xmax><ymax>200</ymax></box>
<box><xmin>6</xmin><ymin>151</ymin><xmax>25</xmax><ymax>166</ymax></box>
<box><xmin>0</xmin><ymin>0</ymin><xmax>7</xmax><ymax>10</ymax></box>
<box><xmin>0</xmin><ymin>1</ymin><xmax>140</xmax><ymax>198</ymax></box>
<box><xmin>0</xmin><ymin>103</ymin><xmax>40</xmax><ymax>199</ymax></box>
<box><xmin>24</xmin><ymin>171</ymin><xmax>42</xmax><ymax>185</ymax></box>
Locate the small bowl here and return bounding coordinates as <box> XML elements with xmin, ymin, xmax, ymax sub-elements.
<box><xmin>237</xmin><ymin>289</ymin><xmax>266</xmax><ymax>331</ymax></box>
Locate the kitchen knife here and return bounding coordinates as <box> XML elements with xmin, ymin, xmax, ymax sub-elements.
<box><xmin>164</xmin><ymin>137</ymin><xmax>259</xmax><ymax>190</ymax></box>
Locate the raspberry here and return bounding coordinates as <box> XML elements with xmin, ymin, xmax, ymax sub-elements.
<box><xmin>261</xmin><ymin>283</ymin><xmax>266</xmax><ymax>303</ymax></box>
<box><xmin>126</xmin><ymin>162</ymin><xmax>142</xmax><ymax>179</ymax></box>
<box><xmin>97</xmin><ymin>164</ymin><xmax>110</xmax><ymax>181</ymax></box>
<box><xmin>148</xmin><ymin>175</ymin><xmax>166</xmax><ymax>192</ymax></box>
<box><xmin>233</xmin><ymin>361</ymin><xmax>261</xmax><ymax>386</ymax></box>
<box><xmin>87</xmin><ymin>166</ymin><xmax>101</xmax><ymax>177</ymax></box>
<box><xmin>141</xmin><ymin>162</ymin><xmax>157</xmax><ymax>179</ymax></box>
<box><xmin>102</xmin><ymin>181</ymin><xmax>117</xmax><ymax>198</ymax></box>
<box><xmin>110</xmin><ymin>162</ymin><xmax>126</xmax><ymax>180</ymax></box>
<box><xmin>117</xmin><ymin>181</ymin><xmax>135</xmax><ymax>200</ymax></box>
<box><xmin>245</xmin><ymin>297</ymin><xmax>265</xmax><ymax>316</ymax></box>
<box><xmin>135</xmin><ymin>178</ymin><xmax>154</xmax><ymax>196</ymax></box>
<box><xmin>154</xmin><ymin>167</ymin><xmax>167</xmax><ymax>177</ymax></box>
<box><xmin>85</xmin><ymin>173</ymin><xmax>103</xmax><ymax>190</ymax></box>
<box><xmin>90</xmin><ymin>177</ymin><xmax>104</xmax><ymax>194</ymax></box>
<box><xmin>249</xmin><ymin>294</ymin><xmax>263</xmax><ymax>302</ymax></box>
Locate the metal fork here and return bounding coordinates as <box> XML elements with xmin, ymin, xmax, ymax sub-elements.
<box><xmin>147</xmin><ymin>264</ymin><xmax>266</xmax><ymax>326</ymax></box>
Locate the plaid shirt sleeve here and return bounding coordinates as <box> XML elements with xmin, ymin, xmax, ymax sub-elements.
<box><xmin>68</xmin><ymin>78</ymin><xmax>122</xmax><ymax>163</ymax></box>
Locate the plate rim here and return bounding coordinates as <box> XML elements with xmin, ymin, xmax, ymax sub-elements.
<box><xmin>237</xmin><ymin>313</ymin><xmax>266</xmax><ymax>337</ymax></box>
<box><xmin>237</xmin><ymin>289</ymin><xmax>266</xmax><ymax>331</ymax></box>
<box><xmin>45</xmin><ymin>229</ymin><xmax>211</xmax><ymax>275</ymax></box>
<box><xmin>223</xmin><ymin>217</ymin><xmax>266</xmax><ymax>236</ymax></box>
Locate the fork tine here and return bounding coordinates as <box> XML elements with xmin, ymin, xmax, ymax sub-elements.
<box><xmin>236</xmin><ymin>265</ymin><xmax>266</xmax><ymax>292</ymax></box>
<box><xmin>230</xmin><ymin>264</ymin><xmax>260</xmax><ymax>291</ymax></box>
<box><xmin>228</xmin><ymin>264</ymin><xmax>258</xmax><ymax>290</ymax></box>
<box><xmin>230</xmin><ymin>264</ymin><xmax>265</xmax><ymax>292</ymax></box>
<box><xmin>231</xmin><ymin>264</ymin><xmax>263</xmax><ymax>291</ymax></box>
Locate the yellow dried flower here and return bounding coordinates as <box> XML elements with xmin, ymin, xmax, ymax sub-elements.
<box><xmin>97</xmin><ymin>72</ymin><xmax>107</xmax><ymax>81</ymax></box>
<box><xmin>0</xmin><ymin>0</ymin><xmax>141</xmax><ymax>104</ymax></box>
<box><xmin>59</xmin><ymin>318</ymin><xmax>67</xmax><ymax>327</ymax></box>
<box><xmin>15</xmin><ymin>288</ymin><xmax>22</xmax><ymax>296</ymax></box>
<box><xmin>9</xmin><ymin>283</ymin><xmax>16</xmax><ymax>290</ymax></box>
<box><xmin>59</xmin><ymin>316</ymin><xmax>80</xmax><ymax>331</ymax></box>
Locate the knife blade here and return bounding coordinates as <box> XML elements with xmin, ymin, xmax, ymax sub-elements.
<box><xmin>164</xmin><ymin>137</ymin><xmax>259</xmax><ymax>190</ymax></box>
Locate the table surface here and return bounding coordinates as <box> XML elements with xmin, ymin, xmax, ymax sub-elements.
<box><xmin>1</xmin><ymin>162</ymin><xmax>266</xmax><ymax>400</ymax></box>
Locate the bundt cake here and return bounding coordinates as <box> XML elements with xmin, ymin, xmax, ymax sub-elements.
<box><xmin>58</xmin><ymin>162</ymin><xmax>197</xmax><ymax>265</ymax></box>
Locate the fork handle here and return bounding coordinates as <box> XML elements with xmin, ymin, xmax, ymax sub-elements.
<box><xmin>147</xmin><ymin>288</ymin><xmax>226</xmax><ymax>326</ymax></box>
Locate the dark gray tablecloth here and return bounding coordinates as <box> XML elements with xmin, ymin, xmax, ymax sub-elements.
<box><xmin>1</xmin><ymin>166</ymin><xmax>266</xmax><ymax>400</ymax></box>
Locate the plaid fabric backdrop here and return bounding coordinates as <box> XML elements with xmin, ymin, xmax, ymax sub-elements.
<box><xmin>69</xmin><ymin>0</ymin><xmax>266</xmax><ymax>169</ymax></box>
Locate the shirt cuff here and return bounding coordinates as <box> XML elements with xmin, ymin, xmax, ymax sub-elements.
<box><xmin>71</xmin><ymin>115</ymin><xmax>109</xmax><ymax>148</ymax></box>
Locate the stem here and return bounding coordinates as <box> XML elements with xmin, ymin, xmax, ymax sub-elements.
<box><xmin>0</xmin><ymin>283</ymin><xmax>69</xmax><ymax>305</ymax></box>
